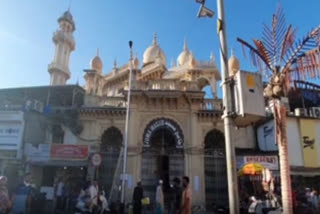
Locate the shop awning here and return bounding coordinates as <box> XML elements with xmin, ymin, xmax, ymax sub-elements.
<box><xmin>290</xmin><ymin>166</ymin><xmax>320</xmax><ymax>177</ymax></box>
<box><xmin>27</xmin><ymin>160</ymin><xmax>88</xmax><ymax>167</ymax></box>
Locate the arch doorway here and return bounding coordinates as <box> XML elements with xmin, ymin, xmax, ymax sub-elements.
<box><xmin>141</xmin><ymin>118</ymin><xmax>184</xmax><ymax>209</ymax></box>
<box><xmin>99</xmin><ymin>127</ymin><xmax>123</xmax><ymax>195</ymax></box>
<box><xmin>204</xmin><ymin>129</ymin><xmax>228</xmax><ymax>210</ymax></box>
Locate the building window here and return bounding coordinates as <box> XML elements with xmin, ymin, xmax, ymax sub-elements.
<box><xmin>52</xmin><ymin>125</ymin><xmax>64</xmax><ymax>144</ymax></box>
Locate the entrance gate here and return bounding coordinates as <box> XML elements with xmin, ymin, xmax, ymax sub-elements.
<box><xmin>141</xmin><ymin>118</ymin><xmax>184</xmax><ymax>210</ymax></box>
<box><xmin>204</xmin><ymin>129</ymin><xmax>228</xmax><ymax>210</ymax></box>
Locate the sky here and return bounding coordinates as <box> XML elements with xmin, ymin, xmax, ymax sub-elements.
<box><xmin>0</xmin><ymin>0</ymin><xmax>319</xmax><ymax>97</ymax></box>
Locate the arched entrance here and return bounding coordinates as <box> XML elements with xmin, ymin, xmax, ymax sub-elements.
<box><xmin>204</xmin><ymin>129</ymin><xmax>228</xmax><ymax>210</ymax></box>
<box><xmin>141</xmin><ymin>118</ymin><xmax>184</xmax><ymax>208</ymax></box>
<box><xmin>99</xmin><ymin>127</ymin><xmax>123</xmax><ymax>194</ymax></box>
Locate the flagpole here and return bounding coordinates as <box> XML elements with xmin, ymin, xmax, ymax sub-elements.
<box><xmin>121</xmin><ymin>41</ymin><xmax>133</xmax><ymax>204</ymax></box>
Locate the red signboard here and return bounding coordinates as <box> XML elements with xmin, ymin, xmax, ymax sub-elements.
<box><xmin>50</xmin><ymin>145</ymin><xmax>89</xmax><ymax>160</ymax></box>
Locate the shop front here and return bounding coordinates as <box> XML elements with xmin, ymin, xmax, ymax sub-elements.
<box><xmin>25</xmin><ymin>144</ymin><xmax>90</xmax><ymax>202</ymax></box>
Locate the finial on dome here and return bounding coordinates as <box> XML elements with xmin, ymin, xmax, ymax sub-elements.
<box><xmin>96</xmin><ymin>48</ymin><xmax>100</xmax><ymax>56</ymax></box>
<box><xmin>113</xmin><ymin>58</ymin><xmax>117</xmax><ymax>68</ymax></box>
<box><xmin>153</xmin><ymin>32</ymin><xmax>157</xmax><ymax>45</ymax></box>
<box><xmin>231</xmin><ymin>48</ymin><xmax>235</xmax><ymax>56</ymax></box>
<box><xmin>171</xmin><ymin>58</ymin><xmax>175</xmax><ymax>67</ymax></box>
<box><xmin>68</xmin><ymin>0</ymin><xmax>72</xmax><ymax>12</ymax></box>
<box><xmin>183</xmin><ymin>38</ymin><xmax>188</xmax><ymax>51</ymax></box>
<box><xmin>210</xmin><ymin>52</ymin><xmax>215</xmax><ymax>63</ymax></box>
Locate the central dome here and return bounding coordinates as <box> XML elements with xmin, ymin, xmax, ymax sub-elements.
<box><xmin>142</xmin><ymin>33</ymin><xmax>166</xmax><ymax>66</ymax></box>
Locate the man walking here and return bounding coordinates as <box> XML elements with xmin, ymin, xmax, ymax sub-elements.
<box><xmin>156</xmin><ymin>180</ymin><xmax>164</xmax><ymax>214</ymax></box>
<box><xmin>11</xmin><ymin>173</ymin><xmax>34</xmax><ymax>214</ymax></box>
<box><xmin>132</xmin><ymin>181</ymin><xmax>143</xmax><ymax>214</ymax></box>
<box><xmin>180</xmin><ymin>176</ymin><xmax>191</xmax><ymax>214</ymax></box>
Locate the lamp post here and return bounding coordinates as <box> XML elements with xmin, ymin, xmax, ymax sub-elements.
<box><xmin>195</xmin><ymin>0</ymin><xmax>240</xmax><ymax>213</ymax></box>
<box><xmin>120</xmin><ymin>41</ymin><xmax>134</xmax><ymax>204</ymax></box>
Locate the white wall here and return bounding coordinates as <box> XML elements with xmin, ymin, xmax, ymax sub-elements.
<box><xmin>286</xmin><ymin>117</ymin><xmax>304</xmax><ymax>167</ymax></box>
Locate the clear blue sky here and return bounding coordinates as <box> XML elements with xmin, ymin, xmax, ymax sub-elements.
<box><xmin>0</xmin><ymin>0</ymin><xmax>319</xmax><ymax>94</ymax></box>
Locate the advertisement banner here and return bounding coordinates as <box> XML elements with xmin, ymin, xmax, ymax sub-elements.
<box><xmin>0</xmin><ymin>123</ymin><xmax>24</xmax><ymax>150</ymax></box>
<box><xmin>244</xmin><ymin>156</ymin><xmax>279</xmax><ymax>170</ymax></box>
<box><xmin>50</xmin><ymin>145</ymin><xmax>89</xmax><ymax>160</ymax></box>
<box><xmin>299</xmin><ymin>119</ymin><xmax>319</xmax><ymax>167</ymax></box>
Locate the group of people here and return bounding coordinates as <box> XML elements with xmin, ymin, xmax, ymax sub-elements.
<box><xmin>0</xmin><ymin>173</ymin><xmax>35</xmax><ymax>214</ymax></box>
<box><xmin>132</xmin><ymin>176</ymin><xmax>192</xmax><ymax>214</ymax></box>
<box><xmin>72</xmin><ymin>180</ymin><xmax>109</xmax><ymax>214</ymax></box>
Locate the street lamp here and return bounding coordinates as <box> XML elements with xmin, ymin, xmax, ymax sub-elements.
<box><xmin>195</xmin><ymin>1</ymin><xmax>240</xmax><ymax>213</ymax></box>
<box><xmin>120</xmin><ymin>40</ymin><xmax>134</xmax><ymax>204</ymax></box>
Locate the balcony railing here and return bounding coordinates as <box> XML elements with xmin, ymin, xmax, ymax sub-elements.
<box><xmin>129</xmin><ymin>80</ymin><xmax>200</xmax><ymax>91</ymax></box>
<box><xmin>201</xmin><ymin>99</ymin><xmax>223</xmax><ymax>111</ymax></box>
<box><xmin>99</xmin><ymin>96</ymin><xmax>127</xmax><ymax>107</ymax></box>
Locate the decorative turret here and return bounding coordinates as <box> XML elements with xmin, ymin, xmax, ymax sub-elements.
<box><xmin>90</xmin><ymin>49</ymin><xmax>103</xmax><ymax>74</ymax></box>
<box><xmin>48</xmin><ymin>10</ymin><xmax>76</xmax><ymax>85</ymax></box>
<box><xmin>228</xmin><ymin>49</ymin><xmax>240</xmax><ymax>77</ymax></box>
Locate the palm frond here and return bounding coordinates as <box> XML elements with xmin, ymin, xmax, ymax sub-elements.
<box><xmin>284</xmin><ymin>26</ymin><xmax>320</xmax><ymax>76</ymax></box>
<box><xmin>290</xmin><ymin>46</ymin><xmax>320</xmax><ymax>80</ymax></box>
<box><xmin>237</xmin><ymin>38</ymin><xmax>272</xmax><ymax>73</ymax></box>
<box><xmin>265</xmin><ymin>5</ymin><xmax>287</xmax><ymax>65</ymax></box>
<box><xmin>253</xmin><ymin>39</ymin><xmax>272</xmax><ymax>65</ymax></box>
<box><xmin>280</xmin><ymin>25</ymin><xmax>297</xmax><ymax>61</ymax></box>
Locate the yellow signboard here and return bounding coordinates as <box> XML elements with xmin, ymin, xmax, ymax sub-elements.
<box><xmin>299</xmin><ymin>119</ymin><xmax>318</xmax><ymax>167</ymax></box>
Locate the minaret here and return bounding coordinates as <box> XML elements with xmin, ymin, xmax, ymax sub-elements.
<box><xmin>48</xmin><ymin>10</ymin><xmax>76</xmax><ymax>85</ymax></box>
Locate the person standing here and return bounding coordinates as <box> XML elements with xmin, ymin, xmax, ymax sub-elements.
<box><xmin>89</xmin><ymin>180</ymin><xmax>99</xmax><ymax>214</ymax></box>
<box><xmin>180</xmin><ymin>176</ymin><xmax>192</xmax><ymax>214</ymax></box>
<box><xmin>170</xmin><ymin>177</ymin><xmax>182</xmax><ymax>214</ymax></box>
<box><xmin>11</xmin><ymin>173</ymin><xmax>34</xmax><ymax>214</ymax></box>
<box><xmin>155</xmin><ymin>180</ymin><xmax>164</xmax><ymax>214</ymax></box>
<box><xmin>55</xmin><ymin>177</ymin><xmax>65</xmax><ymax>212</ymax></box>
<box><xmin>132</xmin><ymin>181</ymin><xmax>144</xmax><ymax>214</ymax></box>
<box><xmin>0</xmin><ymin>176</ymin><xmax>11</xmax><ymax>214</ymax></box>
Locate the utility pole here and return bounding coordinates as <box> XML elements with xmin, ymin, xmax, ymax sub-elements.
<box><xmin>121</xmin><ymin>41</ymin><xmax>133</xmax><ymax>204</ymax></box>
<box><xmin>217</xmin><ymin>0</ymin><xmax>240</xmax><ymax>212</ymax></box>
<box><xmin>195</xmin><ymin>0</ymin><xmax>240</xmax><ymax>213</ymax></box>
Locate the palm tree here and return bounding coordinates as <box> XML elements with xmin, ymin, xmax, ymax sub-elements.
<box><xmin>237</xmin><ymin>5</ymin><xmax>320</xmax><ymax>213</ymax></box>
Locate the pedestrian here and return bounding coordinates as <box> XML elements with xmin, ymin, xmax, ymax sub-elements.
<box><xmin>89</xmin><ymin>180</ymin><xmax>99</xmax><ymax>214</ymax></box>
<box><xmin>11</xmin><ymin>173</ymin><xmax>34</xmax><ymax>214</ymax></box>
<box><xmin>171</xmin><ymin>177</ymin><xmax>182</xmax><ymax>214</ymax></box>
<box><xmin>132</xmin><ymin>181</ymin><xmax>143</xmax><ymax>214</ymax></box>
<box><xmin>0</xmin><ymin>176</ymin><xmax>11</xmax><ymax>214</ymax></box>
<box><xmin>180</xmin><ymin>176</ymin><xmax>192</xmax><ymax>214</ymax></box>
<box><xmin>310</xmin><ymin>189</ymin><xmax>318</xmax><ymax>211</ymax></box>
<box><xmin>55</xmin><ymin>177</ymin><xmax>65</xmax><ymax>212</ymax></box>
<box><xmin>155</xmin><ymin>180</ymin><xmax>164</xmax><ymax>214</ymax></box>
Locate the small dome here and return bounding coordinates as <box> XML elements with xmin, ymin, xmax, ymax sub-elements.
<box><xmin>177</xmin><ymin>39</ymin><xmax>192</xmax><ymax>67</ymax></box>
<box><xmin>228</xmin><ymin>50</ymin><xmax>240</xmax><ymax>76</ymax></box>
<box><xmin>90</xmin><ymin>49</ymin><xmax>103</xmax><ymax>73</ymax></box>
<box><xmin>142</xmin><ymin>33</ymin><xmax>166</xmax><ymax>66</ymax></box>
<box><xmin>58</xmin><ymin>10</ymin><xmax>75</xmax><ymax>31</ymax></box>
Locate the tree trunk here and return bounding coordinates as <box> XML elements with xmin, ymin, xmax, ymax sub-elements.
<box><xmin>274</xmin><ymin>100</ymin><xmax>293</xmax><ymax>213</ymax></box>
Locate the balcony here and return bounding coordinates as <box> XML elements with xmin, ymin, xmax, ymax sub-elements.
<box><xmin>99</xmin><ymin>96</ymin><xmax>126</xmax><ymax>107</ymax></box>
<box><xmin>129</xmin><ymin>80</ymin><xmax>200</xmax><ymax>91</ymax></box>
<box><xmin>201</xmin><ymin>99</ymin><xmax>223</xmax><ymax>111</ymax></box>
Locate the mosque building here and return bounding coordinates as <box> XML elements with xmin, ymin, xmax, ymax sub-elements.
<box><xmin>0</xmin><ymin>9</ymin><xmax>258</xmax><ymax>210</ymax></box>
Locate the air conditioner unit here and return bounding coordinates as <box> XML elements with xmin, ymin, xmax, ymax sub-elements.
<box><xmin>294</xmin><ymin>108</ymin><xmax>307</xmax><ymax>117</ymax></box>
<box><xmin>310</xmin><ymin>107</ymin><xmax>320</xmax><ymax>118</ymax></box>
<box><xmin>233</xmin><ymin>71</ymin><xmax>266</xmax><ymax>127</ymax></box>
